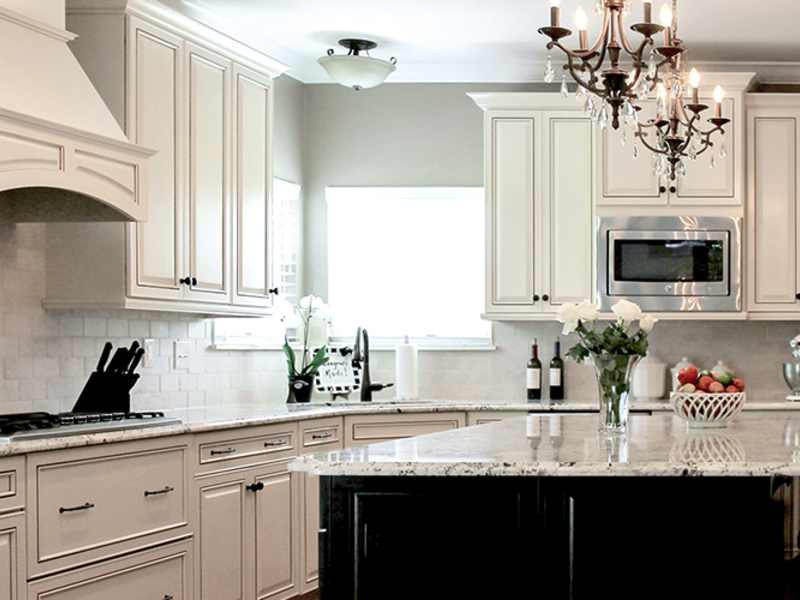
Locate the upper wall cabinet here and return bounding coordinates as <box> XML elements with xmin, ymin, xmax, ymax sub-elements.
<box><xmin>746</xmin><ymin>94</ymin><xmax>800</xmax><ymax>319</ymax></box>
<box><xmin>597</xmin><ymin>73</ymin><xmax>753</xmax><ymax>209</ymax></box>
<box><xmin>470</xmin><ymin>94</ymin><xmax>595</xmax><ymax>321</ymax></box>
<box><xmin>44</xmin><ymin>0</ymin><xmax>287</xmax><ymax>315</ymax></box>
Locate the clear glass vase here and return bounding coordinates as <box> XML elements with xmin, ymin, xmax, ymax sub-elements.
<box><xmin>591</xmin><ymin>353</ymin><xmax>641</xmax><ymax>433</ymax></box>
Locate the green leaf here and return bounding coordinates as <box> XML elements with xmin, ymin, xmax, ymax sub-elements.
<box><xmin>300</xmin><ymin>345</ymin><xmax>330</xmax><ymax>376</ymax></box>
<box><xmin>283</xmin><ymin>337</ymin><xmax>297</xmax><ymax>376</ymax></box>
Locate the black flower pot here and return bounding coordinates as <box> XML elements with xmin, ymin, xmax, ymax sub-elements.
<box><xmin>287</xmin><ymin>374</ymin><xmax>315</xmax><ymax>403</ymax></box>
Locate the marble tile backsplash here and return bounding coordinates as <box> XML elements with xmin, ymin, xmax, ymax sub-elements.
<box><xmin>0</xmin><ymin>223</ymin><xmax>797</xmax><ymax>415</ymax></box>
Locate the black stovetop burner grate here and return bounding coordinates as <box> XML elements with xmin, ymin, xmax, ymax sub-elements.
<box><xmin>0</xmin><ymin>411</ymin><xmax>167</xmax><ymax>436</ymax></box>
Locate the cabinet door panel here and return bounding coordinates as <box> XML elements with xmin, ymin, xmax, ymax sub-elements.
<box><xmin>129</xmin><ymin>21</ymin><xmax>182</xmax><ymax>298</ymax></box>
<box><xmin>676</xmin><ymin>97</ymin><xmax>735</xmax><ymax>201</ymax></box>
<box><xmin>254</xmin><ymin>468</ymin><xmax>298</xmax><ymax>599</ymax></box>
<box><xmin>544</xmin><ymin>116</ymin><xmax>594</xmax><ymax>308</ymax></box>
<box><xmin>489</xmin><ymin>118</ymin><xmax>535</xmax><ymax>307</ymax></box>
<box><xmin>599</xmin><ymin>100</ymin><xmax>661</xmax><ymax>203</ymax></box>
<box><xmin>750</xmin><ymin>115</ymin><xmax>798</xmax><ymax>308</ymax></box>
<box><xmin>199</xmin><ymin>479</ymin><xmax>246</xmax><ymax>600</ymax></box>
<box><xmin>234</xmin><ymin>67</ymin><xmax>272</xmax><ymax>305</ymax></box>
<box><xmin>188</xmin><ymin>44</ymin><xmax>230</xmax><ymax>301</ymax></box>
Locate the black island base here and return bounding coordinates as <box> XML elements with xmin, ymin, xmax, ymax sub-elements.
<box><xmin>319</xmin><ymin>475</ymin><xmax>787</xmax><ymax>600</ymax></box>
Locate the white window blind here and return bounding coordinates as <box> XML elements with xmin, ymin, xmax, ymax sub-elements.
<box><xmin>326</xmin><ymin>187</ymin><xmax>491</xmax><ymax>347</ymax></box>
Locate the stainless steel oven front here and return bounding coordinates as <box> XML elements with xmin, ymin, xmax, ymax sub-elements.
<box><xmin>597</xmin><ymin>216</ymin><xmax>742</xmax><ymax>312</ymax></box>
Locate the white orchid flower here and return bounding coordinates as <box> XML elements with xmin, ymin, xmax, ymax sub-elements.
<box><xmin>611</xmin><ymin>299</ymin><xmax>642</xmax><ymax>329</ymax></box>
<box><xmin>639</xmin><ymin>313</ymin><xmax>659</xmax><ymax>332</ymax></box>
<box><xmin>555</xmin><ymin>302</ymin><xmax>581</xmax><ymax>335</ymax></box>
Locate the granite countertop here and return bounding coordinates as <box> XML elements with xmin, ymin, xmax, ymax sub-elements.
<box><xmin>290</xmin><ymin>410</ymin><xmax>800</xmax><ymax>477</ymax></box>
<box><xmin>0</xmin><ymin>395</ymin><xmax>797</xmax><ymax>457</ymax></box>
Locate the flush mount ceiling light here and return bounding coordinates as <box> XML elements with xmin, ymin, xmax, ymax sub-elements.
<box><xmin>318</xmin><ymin>38</ymin><xmax>397</xmax><ymax>91</ymax></box>
<box><xmin>539</xmin><ymin>0</ymin><xmax>729</xmax><ymax>180</ymax></box>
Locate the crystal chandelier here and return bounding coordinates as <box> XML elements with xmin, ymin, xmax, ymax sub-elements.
<box><xmin>539</xmin><ymin>0</ymin><xmax>729</xmax><ymax>180</ymax></box>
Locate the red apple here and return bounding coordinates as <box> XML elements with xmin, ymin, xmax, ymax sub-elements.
<box><xmin>678</xmin><ymin>366</ymin><xmax>699</xmax><ymax>386</ymax></box>
<box><xmin>696</xmin><ymin>376</ymin><xmax>714</xmax><ymax>392</ymax></box>
<box><xmin>708</xmin><ymin>381</ymin><xmax>725</xmax><ymax>393</ymax></box>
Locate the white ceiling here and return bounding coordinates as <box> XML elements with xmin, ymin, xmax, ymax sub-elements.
<box><xmin>166</xmin><ymin>0</ymin><xmax>800</xmax><ymax>84</ymax></box>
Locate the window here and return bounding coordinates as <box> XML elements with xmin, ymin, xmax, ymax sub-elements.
<box><xmin>326</xmin><ymin>187</ymin><xmax>491</xmax><ymax>348</ymax></box>
<box><xmin>213</xmin><ymin>178</ymin><xmax>300</xmax><ymax>349</ymax></box>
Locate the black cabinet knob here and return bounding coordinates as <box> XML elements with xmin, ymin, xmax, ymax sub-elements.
<box><xmin>669</xmin><ymin>186</ymin><xmax>677</xmax><ymax>194</ymax></box>
<box><xmin>268</xmin><ymin>287</ymin><xmax>279</xmax><ymax>295</ymax></box>
<box><xmin>542</xmin><ymin>295</ymin><xmax>549</xmax><ymax>302</ymax></box>
<box><xmin>796</xmin><ymin>293</ymin><xmax>800</xmax><ymax>301</ymax></box>
<box><xmin>659</xmin><ymin>185</ymin><xmax>666</xmax><ymax>194</ymax></box>
<box><xmin>246</xmin><ymin>481</ymin><xmax>264</xmax><ymax>493</ymax></box>
<box><xmin>179</xmin><ymin>277</ymin><xmax>198</xmax><ymax>286</ymax></box>
<box><xmin>533</xmin><ymin>294</ymin><xmax>540</xmax><ymax>302</ymax></box>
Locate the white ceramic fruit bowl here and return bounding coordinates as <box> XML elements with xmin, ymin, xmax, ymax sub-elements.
<box><xmin>669</xmin><ymin>392</ymin><xmax>746</xmax><ymax>428</ymax></box>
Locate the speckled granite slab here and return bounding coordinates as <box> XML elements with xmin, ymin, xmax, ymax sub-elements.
<box><xmin>290</xmin><ymin>411</ymin><xmax>800</xmax><ymax>477</ymax></box>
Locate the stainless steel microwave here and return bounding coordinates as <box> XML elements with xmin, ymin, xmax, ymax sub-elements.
<box><xmin>597</xmin><ymin>216</ymin><xmax>742</xmax><ymax>312</ymax></box>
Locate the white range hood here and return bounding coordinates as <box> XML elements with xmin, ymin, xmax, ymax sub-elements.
<box><xmin>0</xmin><ymin>0</ymin><xmax>153</xmax><ymax>221</ymax></box>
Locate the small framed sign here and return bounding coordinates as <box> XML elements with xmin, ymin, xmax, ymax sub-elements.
<box><xmin>314</xmin><ymin>346</ymin><xmax>361</xmax><ymax>398</ymax></box>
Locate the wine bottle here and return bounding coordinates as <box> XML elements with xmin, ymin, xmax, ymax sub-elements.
<box><xmin>526</xmin><ymin>339</ymin><xmax>542</xmax><ymax>401</ymax></box>
<box><xmin>549</xmin><ymin>339</ymin><xmax>564</xmax><ymax>401</ymax></box>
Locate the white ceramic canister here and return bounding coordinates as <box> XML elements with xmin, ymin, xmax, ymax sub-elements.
<box><xmin>670</xmin><ymin>356</ymin><xmax>694</xmax><ymax>391</ymax></box>
<box><xmin>632</xmin><ymin>355</ymin><xmax>667</xmax><ymax>400</ymax></box>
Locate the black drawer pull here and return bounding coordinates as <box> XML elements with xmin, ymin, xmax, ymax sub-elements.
<box><xmin>210</xmin><ymin>447</ymin><xmax>236</xmax><ymax>455</ymax></box>
<box><xmin>264</xmin><ymin>440</ymin><xmax>287</xmax><ymax>447</ymax></box>
<box><xmin>312</xmin><ymin>432</ymin><xmax>333</xmax><ymax>439</ymax></box>
<box><xmin>163</xmin><ymin>596</ymin><xmax>174</xmax><ymax>600</ymax></box>
<box><xmin>144</xmin><ymin>486</ymin><xmax>175</xmax><ymax>497</ymax></box>
<box><xmin>59</xmin><ymin>502</ymin><xmax>94</xmax><ymax>514</ymax></box>
<box><xmin>246</xmin><ymin>481</ymin><xmax>264</xmax><ymax>492</ymax></box>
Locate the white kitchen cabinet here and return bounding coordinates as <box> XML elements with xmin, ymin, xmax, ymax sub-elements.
<box><xmin>597</xmin><ymin>73</ymin><xmax>753</xmax><ymax>209</ymax></box>
<box><xmin>0</xmin><ymin>457</ymin><xmax>24</xmax><ymax>600</ymax></box>
<box><xmin>45</xmin><ymin>0</ymin><xmax>286</xmax><ymax>315</ymax></box>
<box><xmin>470</xmin><ymin>94</ymin><xmax>594</xmax><ymax>320</ymax></box>
<box><xmin>298</xmin><ymin>417</ymin><xmax>343</xmax><ymax>595</ymax></box>
<box><xmin>344</xmin><ymin>412</ymin><xmax>465</xmax><ymax>446</ymax></box>
<box><xmin>28</xmin><ymin>538</ymin><xmax>192</xmax><ymax>600</ymax></box>
<box><xmin>194</xmin><ymin>423</ymin><xmax>301</xmax><ymax>600</ymax></box>
<box><xmin>746</xmin><ymin>94</ymin><xmax>800</xmax><ymax>318</ymax></box>
<box><xmin>26</xmin><ymin>436</ymin><xmax>191</xmax><ymax>579</ymax></box>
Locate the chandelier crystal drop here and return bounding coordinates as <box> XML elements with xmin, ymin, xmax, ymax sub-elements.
<box><xmin>539</xmin><ymin>0</ymin><xmax>730</xmax><ymax>180</ymax></box>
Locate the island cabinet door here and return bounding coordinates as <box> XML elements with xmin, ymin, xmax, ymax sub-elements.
<box><xmin>543</xmin><ymin>477</ymin><xmax>785</xmax><ymax>600</ymax></box>
<box><xmin>319</xmin><ymin>476</ymin><xmax>543</xmax><ymax>599</ymax></box>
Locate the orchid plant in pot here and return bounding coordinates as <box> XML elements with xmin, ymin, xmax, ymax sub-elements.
<box><xmin>556</xmin><ymin>299</ymin><xmax>658</xmax><ymax>433</ymax></box>
<box><xmin>280</xmin><ymin>294</ymin><xmax>330</xmax><ymax>403</ymax></box>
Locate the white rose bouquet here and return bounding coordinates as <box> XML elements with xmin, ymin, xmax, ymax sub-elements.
<box><xmin>556</xmin><ymin>299</ymin><xmax>658</xmax><ymax>432</ymax></box>
<box><xmin>555</xmin><ymin>299</ymin><xmax>657</xmax><ymax>363</ymax></box>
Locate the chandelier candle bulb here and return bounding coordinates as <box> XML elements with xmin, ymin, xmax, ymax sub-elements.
<box><xmin>550</xmin><ymin>0</ymin><xmax>561</xmax><ymax>27</ymax></box>
<box><xmin>714</xmin><ymin>84</ymin><xmax>724</xmax><ymax>118</ymax></box>
<box><xmin>660</xmin><ymin>3</ymin><xmax>672</xmax><ymax>44</ymax></box>
<box><xmin>576</xmin><ymin>6</ymin><xmax>588</xmax><ymax>49</ymax></box>
<box><xmin>689</xmin><ymin>68</ymin><xmax>700</xmax><ymax>104</ymax></box>
<box><xmin>643</xmin><ymin>0</ymin><xmax>652</xmax><ymax>23</ymax></box>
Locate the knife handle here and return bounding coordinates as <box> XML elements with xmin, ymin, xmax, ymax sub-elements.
<box><xmin>128</xmin><ymin>348</ymin><xmax>145</xmax><ymax>374</ymax></box>
<box><xmin>96</xmin><ymin>342</ymin><xmax>113</xmax><ymax>372</ymax></box>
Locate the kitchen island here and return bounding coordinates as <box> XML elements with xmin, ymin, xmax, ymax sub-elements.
<box><xmin>291</xmin><ymin>411</ymin><xmax>800</xmax><ymax>599</ymax></box>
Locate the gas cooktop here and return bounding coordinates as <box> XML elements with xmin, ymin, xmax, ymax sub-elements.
<box><xmin>0</xmin><ymin>411</ymin><xmax>183</xmax><ymax>442</ymax></box>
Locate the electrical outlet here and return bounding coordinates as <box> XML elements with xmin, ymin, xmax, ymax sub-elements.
<box><xmin>142</xmin><ymin>338</ymin><xmax>156</xmax><ymax>368</ymax></box>
<box><xmin>174</xmin><ymin>340</ymin><xmax>190</xmax><ymax>370</ymax></box>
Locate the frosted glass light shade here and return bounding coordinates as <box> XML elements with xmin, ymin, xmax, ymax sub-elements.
<box><xmin>317</xmin><ymin>54</ymin><xmax>397</xmax><ymax>90</ymax></box>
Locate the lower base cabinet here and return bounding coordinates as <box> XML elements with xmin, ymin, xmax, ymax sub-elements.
<box><xmin>28</xmin><ymin>538</ymin><xmax>192</xmax><ymax>600</ymax></box>
<box><xmin>0</xmin><ymin>512</ymin><xmax>23</xmax><ymax>600</ymax></box>
<box><xmin>196</xmin><ymin>458</ymin><xmax>300</xmax><ymax>600</ymax></box>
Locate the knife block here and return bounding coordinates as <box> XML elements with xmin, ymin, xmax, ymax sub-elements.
<box><xmin>72</xmin><ymin>371</ymin><xmax>135</xmax><ymax>413</ymax></box>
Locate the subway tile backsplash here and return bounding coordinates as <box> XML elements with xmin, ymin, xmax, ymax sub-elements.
<box><xmin>0</xmin><ymin>223</ymin><xmax>797</xmax><ymax>414</ymax></box>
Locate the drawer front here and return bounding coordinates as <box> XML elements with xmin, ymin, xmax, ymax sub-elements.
<box><xmin>346</xmin><ymin>413</ymin><xmax>465</xmax><ymax>446</ymax></box>
<box><xmin>199</xmin><ymin>428</ymin><xmax>296</xmax><ymax>466</ymax></box>
<box><xmin>0</xmin><ymin>456</ymin><xmax>24</xmax><ymax>514</ymax></box>
<box><xmin>36</xmin><ymin>445</ymin><xmax>186</xmax><ymax>565</ymax></box>
<box><xmin>29</xmin><ymin>539</ymin><xmax>191</xmax><ymax>600</ymax></box>
<box><xmin>301</xmin><ymin>418</ymin><xmax>343</xmax><ymax>453</ymax></box>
